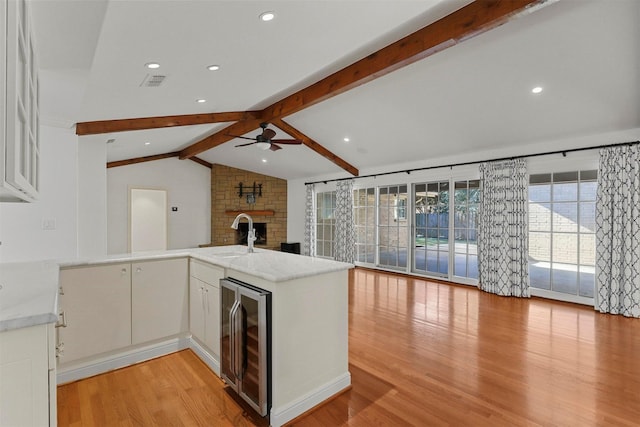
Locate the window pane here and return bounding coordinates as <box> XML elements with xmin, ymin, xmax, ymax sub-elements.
<box><xmin>580</xmin><ymin>182</ymin><xmax>597</xmax><ymax>201</ymax></box>
<box><xmin>552</xmin><ymin>233</ymin><xmax>577</xmax><ymax>264</ymax></box>
<box><xmin>552</xmin><ymin>264</ymin><xmax>578</xmax><ymax>295</ymax></box>
<box><xmin>468</xmin><ymin>256</ymin><xmax>478</xmax><ymax>279</ymax></box>
<box><xmin>580</xmin><ymin>234</ymin><xmax>596</xmax><ymax>266</ymax></box>
<box><xmin>529</xmin><ymin>202</ymin><xmax>551</xmax><ymax>232</ymax></box>
<box><xmin>552</xmin><ymin>203</ymin><xmax>578</xmax><ymax>232</ymax></box>
<box><xmin>553</xmin><ymin>171</ymin><xmax>579</xmax><ymax>182</ymax></box>
<box><xmin>580</xmin><ymin>170</ymin><xmax>597</xmax><ymax>181</ymax></box>
<box><xmin>530</xmin><ymin>173</ymin><xmax>551</xmax><ymax>184</ymax></box>
<box><xmin>579</xmin><ymin>266</ymin><xmax>595</xmax><ymax>298</ymax></box>
<box><xmin>529</xmin><ymin>232</ymin><xmax>551</xmax><ymax>263</ymax></box>
<box><xmin>454</xmin><ymin>253</ymin><xmax>467</xmax><ymax>277</ymax></box>
<box><xmin>438</xmin><ymin>252</ymin><xmax>448</xmax><ymax>275</ymax></box>
<box><xmin>553</xmin><ymin>183</ymin><xmax>578</xmax><ymax>202</ymax></box>
<box><xmin>529</xmin><ymin>184</ymin><xmax>551</xmax><ymax>202</ymax></box>
<box><xmin>579</xmin><ymin>202</ymin><xmax>596</xmax><ymax>232</ymax></box>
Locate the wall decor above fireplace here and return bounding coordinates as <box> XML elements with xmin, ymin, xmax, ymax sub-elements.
<box><xmin>236</xmin><ymin>182</ymin><xmax>262</xmax><ymax>204</ymax></box>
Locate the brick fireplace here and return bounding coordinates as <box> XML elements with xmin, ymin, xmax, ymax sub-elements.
<box><xmin>210</xmin><ymin>164</ymin><xmax>287</xmax><ymax>250</ymax></box>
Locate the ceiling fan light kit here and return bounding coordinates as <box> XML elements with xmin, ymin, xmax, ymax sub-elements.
<box><xmin>228</xmin><ymin>122</ymin><xmax>302</xmax><ymax>152</ymax></box>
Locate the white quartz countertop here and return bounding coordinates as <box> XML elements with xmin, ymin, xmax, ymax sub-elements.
<box><xmin>1</xmin><ymin>246</ymin><xmax>353</xmax><ymax>333</ymax></box>
<box><xmin>60</xmin><ymin>245</ymin><xmax>354</xmax><ymax>283</ymax></box>
<box><xmin>0</xmin><ymin>261</ymin><xmax>60</xmax><ymax>332</ymax></box>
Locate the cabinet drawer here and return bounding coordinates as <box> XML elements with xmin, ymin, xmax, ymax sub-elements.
<box><xmin>190</xmin><ymin>259</ymin><xmax>223</xmax><ymax>286</ymax></box>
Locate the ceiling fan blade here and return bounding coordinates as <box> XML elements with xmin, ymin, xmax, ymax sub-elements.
<box><xmin>226</xmin><ymin>134</ymin><xmax>256</xmax><ymax>141</ymax></box>
<box><xmin>235</xmin><ymin>142</ymin><xmax>257</xmax><ymax>147</ymax></box>
<box><xmin>262</xmin><ymin>128</ymin><xmax>277</xmax><ymax>140</ymax></box>
<box><xmin>269</xmin><ymin>143</ymin><xmax>282</xmax><ymax>151</ymax></box>
<box><xmin>270</xmin><ymin>139</ymin><xmax>303</xmax><ymax>145</ymax></box>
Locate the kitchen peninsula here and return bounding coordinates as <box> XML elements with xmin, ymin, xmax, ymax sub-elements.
<box><xmin>0</xmin><ymin>246</ymin><xmax>353</xmax><ymax>427</ymax></box>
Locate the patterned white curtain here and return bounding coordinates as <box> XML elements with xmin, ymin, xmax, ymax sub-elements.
<box><xmin>477</xmin><ymin>159</ymin><xmax>530</xmax><ymax>297</ymax></box>
<box><xmin>596</xmin><ymin>145</ymin><xmax>640</xmax><ymax>317</ymax></box>
<box><xmin>333</xmin><ymin>180</ymin><xmax>356</xmax><ymax>263</ymax></box>
<box><xmin>303</xmin><ymin>184</ymin><xmax>316</xmax><ymax>257</ymax></box>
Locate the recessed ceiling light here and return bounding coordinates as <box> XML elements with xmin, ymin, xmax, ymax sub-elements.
<box><xmin>262</xmin><ymin>158</ymin><xmax>267</xmax><ymax>163</ymax></box>
<box><xmin>144</xmin><ymin>142</ymin><xmax>150</xmax><ymax>146</ymax></box>
<box><xmin>145</xmin><ymin>62</ymin><xmax>160</xmax><ymax>69</ymax></box>
<box><xmin>343</xmin><ymin>137</ymin><xmax>350</xmax><ymax>142</ymax></box>
<box><xmin>259</xmin><ymin>11</ymin><xmax>275</xmax><ymax>22</ymax></box>
<box><xmin>207</xmin><ymin>65</ymin><xmax>220</xmax><ymax>71</ymax></box>
<box><xmin>196</xmin><ymin>99</ymin><xmax>207</xmax><ymax>103</ymax></box>
<box><xmin>531</xmin><ymin>86</ymin><xmax>543</xmax><ymax>94</ymax></box>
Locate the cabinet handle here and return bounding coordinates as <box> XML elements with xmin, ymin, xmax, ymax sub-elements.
<box><xmin>55</xmin><ymin>311</ymin><xmax>67</xmax><ymax>328</ymax></box>
<box><xmin>56</xmin><ymin>342</ymin><xmax>65</xmax><ymax>359</ymax></box>
<box><xmin>121</xmin><ymin>268</ymin><xmax>127</xmax><ymax>275</ymax></box>
<box><xmin>204</xmin><ymin>288</ymin><xmax>209</xmax><ymax>313</ymax></box>
<box><xmin>59</xmin><ymin>286</ymin><xmax>64</xmax><ymax>295</ymax></box>
<box><xmin>136</xmin><ymin>267</ymin><xmax>142</xmax><ymax>273</ymax></box>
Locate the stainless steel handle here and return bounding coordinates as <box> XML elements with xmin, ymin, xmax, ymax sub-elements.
<box><xmin>59</xmin><ymin>286</ymin><xmax>64</xmax><ymax>296</ymax></box>
<box><xmin>135</xmin><ymin>267</ymin><xmax>142</xmax><ymax>273</ymax></box>
<box><xmin>55</xmin><ymin>310</ymin><xmax>67</xmax><ymax>328</ymax></box>
<box><xmin>121</xmin><ymin>268</ymin><xmax>127</xmax><ymax>275</ymax></box>
<box><xmin>234</xmin><ymin>301</ymin><xmax>243</xmax><ymax>379</ymax></box>
<box><xmin>204</xmin><ymin>288</ymin><xmax>209</xmax><ymax>313</ymax></box>
<box><xmin>229</xmin><ymin>300</ymin><xmax>240</xmax><ymax>378</ymax></box>
<box><xmin>200</xmin><ymin>286</ymin><xmax>205</xmax><ymax>311</ymax></box>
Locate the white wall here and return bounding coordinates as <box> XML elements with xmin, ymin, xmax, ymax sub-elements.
<box><xmin>77</xmin><ymin>138</ymin><xmax>107</xmax><ymax>257</ymax></box>
<box><xmin>0</xmin><ymin>125</ymin><xmax>78</xmax><ymax>262</ymax></box>
<box><xmin>107</xmin><ymin>157</ymin><xmax>211</xmax><ymax>254</ymax></box>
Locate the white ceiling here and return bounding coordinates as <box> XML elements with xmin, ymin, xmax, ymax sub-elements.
<box><xmin>31</xmin><ymin>0</ymin><xmax>640</xmax><ymax>180</ymax></box>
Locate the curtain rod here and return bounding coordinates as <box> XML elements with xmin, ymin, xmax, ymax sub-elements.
<box><xmin>304</xmin><ymin>139</ymin><xmax>640</xmax><ymax>186</ymax></box>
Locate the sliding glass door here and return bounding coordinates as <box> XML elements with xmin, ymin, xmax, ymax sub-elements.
<box><xmin>351</xmin><ymin>176</ymin><xmax>479</xmax><ymax>284</ymax></box>
<box><xmin>411</xmin><ymin>179</ymin><xmax>479</xmax><ymax>281</ymax></box>
<box><xmin>377</xmin><ymin>185</ymin><xmax>408</xmax><ymax>270</ymax></box>
<box><xmin>413</xmin><ymin>181</ymin><xmax>449</xmax><ymax>277</ymax></box>
<box><xmin>452</xmin><ymin>180</ymin><xmax>480</xmax><ymax>280</ymax></box>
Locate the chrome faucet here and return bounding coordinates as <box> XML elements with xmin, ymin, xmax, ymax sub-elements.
<box><xmin>231</xmin><ymin>213</ymin><xmax>256</xmax><ymax>253</ymax></box>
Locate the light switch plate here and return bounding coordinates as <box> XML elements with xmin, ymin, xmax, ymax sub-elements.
<box><xmin>42</xmin><ymin>218</ymin><xmax>56</xmax><ymax>230</ymax></box>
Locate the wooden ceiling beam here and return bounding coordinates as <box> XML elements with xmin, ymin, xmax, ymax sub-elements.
<box><xmin>179</xmin><ymin>0</ymin><xmax>551</xmax><ymax>165</ymax></box>
<box><xmin>260</xmin><ymin>0</ymin><xmax>550</xmax><ymax>120</ymax></box>
<box><xmin>189</xmin><ymin>156</ymin><xmax>213</xmax><ymax>169</ymax></box>
<box><xmin>106</xmin><ymin>152</ymin><xmax>180</xmax><ymax>168</ymax></box>
<box><xmin>76</xmin><ymin>111</ymin><xmax>260</xmax><ymax>135</ymax></box>
<box><xmin>178</xmin><ymin>118</ymin><xmax>264</xmax><ymax>159</ymax></box>
<box><xmin>271</xmin><ymin>119</ymin><xmax>359</xmax><ymax>176</ymax></box>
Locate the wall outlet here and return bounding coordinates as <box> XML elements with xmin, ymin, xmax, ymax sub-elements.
<box><xmin>42</xmin><ymin>218</ymin><xmax>57</xmax><ymax>230</ymax></box>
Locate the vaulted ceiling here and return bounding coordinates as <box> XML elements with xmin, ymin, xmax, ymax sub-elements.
<box><xmin>31</xmin><ymin>0</ymin><xmax>640</xmax><ymax>180</ymax></box>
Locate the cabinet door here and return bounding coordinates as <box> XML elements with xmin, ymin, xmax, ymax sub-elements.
<box><xmin>132</xmin><ymin>258</ymin><xmax>188</xmax><ymax>344</ymax></box>
<box><xmin>204</xmin><ymin>282</ymin><xmax>220</xmax><ymax>356</ymax></box>
<box><xmin>0</xmin><ymin>324</ymin><xmax>49</xmax><ymax>427</ymax></box>
<box><xmin>189</xmin><ymin>276</ymin><xmax>206</xmax><ymax>343</ymax></box>
<box><xmin>58</xmin><ymin>264</ymin><xmax>132</xmax><ymax>364</ymax></box>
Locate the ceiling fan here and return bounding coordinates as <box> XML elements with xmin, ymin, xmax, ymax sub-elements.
<box><xmin>229</xmin><ymin>122</ymin><xmax>303</xmax><ymax>151</ymax></box>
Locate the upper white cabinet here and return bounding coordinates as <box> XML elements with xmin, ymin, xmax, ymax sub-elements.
<box><xmin>1</xmin><ymin>0</ymin><xmax>40</xmax><ymax>202</ymax></box>
<box><xmin>132</xmin><ymin>258</ymin><xmax>189</xmax><ymax>344</ymax></box>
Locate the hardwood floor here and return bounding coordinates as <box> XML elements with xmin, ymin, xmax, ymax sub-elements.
<box><xmin>58</xmin><ymin>268</ymin><xmax>640</xmax><ymax>426</ymax></box>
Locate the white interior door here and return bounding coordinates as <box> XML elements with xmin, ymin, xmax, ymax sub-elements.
<box><xmin>129</xmin><ymin>188</ymin><xmax>167</xmax><ymax>252</ymax></box>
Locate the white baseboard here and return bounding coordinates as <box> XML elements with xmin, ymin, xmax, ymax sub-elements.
<box><xmin>269</xmin><ymin>372</ymin><xmax>351</xmax><ymax>427</ymax></box>
<box><xmin>57</xmin><ymin>336</ymin><xmax>190</xmax><ymax>384</ymax></box>
<box><xmin>188</xmin><ymin>337</ymin><xmax>220</xmax><ymax>376</ymax></box>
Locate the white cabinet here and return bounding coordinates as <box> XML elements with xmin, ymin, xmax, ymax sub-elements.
<box><xmin>189</xmin><ymin>259</ymin><xmax>223</xmax><ymax>357</ymax></box>
<box><xmin>1</xmin><ymin>0</ymin><xmax>40</xmax><ymax>202</ymax></box>
<box><xmin>0</xmin><ymin>323</ymin><xmax>55</xmax><ymax>426</ymax></box>
<box><xmin>58</xmin><ymin>264</ymin><xmax>132</xmax><ymax>364</ymax></box>
<box><xmin>132</xmin><ymin>258</ymin><xmax>188</xmax><ymax>344</ymax></box>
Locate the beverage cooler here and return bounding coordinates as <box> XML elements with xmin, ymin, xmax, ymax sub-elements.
<box><xmin>220</xmin><ymin>278</ymin><xmax>272</xmax><ymax>417</ymax></box>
